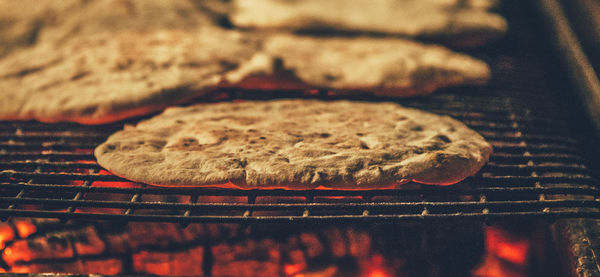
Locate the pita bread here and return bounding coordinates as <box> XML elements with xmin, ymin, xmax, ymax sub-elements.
<box><xmin>35</xmin><ymin>0</ymin><xmax>218</xmax><ymax>45</ymax></box>
<box><xmin>0</xmin><ymin>0</ymin><xmax>219</xmax><ymax>57</ymax></box>
<box><xmin>95</xmin><ymin>99</ymin><xmax>492</xmax><ymax>189</ymax></box>
<box><xmin>229</xmin><ymin>0</ymin><xmax>507</xmax><ymax>47</ymax></box>
<box><xmin>226</xmin><ymin>34</ymin><xmax>491</xmax><ymax>97</ymax></box>
<box><xmin>0</xmin><ymin>29</ymin><xmax>259</xmax><ymax>124</ymax></box>
<box><xmin>0</xmin><ymin>0</ymin><xmax>67</xmax><ymax>57</ymax></box>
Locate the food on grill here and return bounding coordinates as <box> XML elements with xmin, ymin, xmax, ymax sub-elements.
<box><xmin>226</xmin><ymin>34</ymin><xmax>491</xmax><ymax>97</ymax></box>
<box><xmin>35</xmin><ymin>0</ymin><xmax>218</xmax><ymax>45</ymax></box>
<box><xmin>0</xmin><ymin>0</ymin><xmax>218</xmax><ymax>57</ymax></box>
<box><xmin>229</xmin><ymin>0</ymin><xmax>507</xmax><ymax>47</ymax></box>
<box><xmin>0</xmin><ymin>0</ymin><xmax>63</xmax><ymax>57</ymax></box>
<box><xmin>94</xmin><ymin>99</ymin><xmax>492</xmax><ymax>189</ymax></box>
<box><xmin>0</xmin><ymin>28</ymin><xmax>259</xmax><ymax>124</ymax></box>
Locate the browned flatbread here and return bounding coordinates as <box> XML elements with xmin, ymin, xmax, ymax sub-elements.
<box><xmin>94</xmin><ymin>99</ymin><xmax>492</xmax><ymax>189</ymax></box>
<box><xmin>0</xmin><ymin>28</ymin><xmax>260</xmax><ymax>124</ymax></box>
<box><xmin>226</xmin><ymin>34</ymin><xmax>491</xmax><ymax>97</ymax></box>
<box><xmin>0</xmin><ymin>0</ymin><xmax>67</xmax><ymax>57</ymax></box>
<box><xmin>35</xmin><ymin>0</ymin><xmax>218</xmax><ymax>45</ymax></box>
<box><xmin>0</xmin><ymin>0</ymin><xmax>219</xmax><ymax>57</ymax></box>
<box><xmin>229</xmin><ymin>0</ymin><xmax>507</xmax><ymax>47</ymax></box>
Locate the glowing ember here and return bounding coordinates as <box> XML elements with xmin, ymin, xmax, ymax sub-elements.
<box><xmin>485</xmin><ymin>226</ymin><xmax>529</xmax><ymax>265</ymax></box>
<box><xmin>364</xmin><ymin>255</ymin><xmax>393</xmax><ymax>277</ymax></box>
<box><xmin>0</xmin><ymin>224</ymin><xmax>15</xmax><ymax>250</ymax></box>
<box><xmin>14</xmin><ymin>221</ymin><xmax>36</xmax><ymax>238</ymax></box>
<box><xmin>367</xmin><ymin>270</ymin><xmax>391</xmax><ymax>277</ymax></box>
<box><xmin>284</xmin><ymin>263</ymin><xmax>305</xmax><ymax>275</ymax></box>
<box><xmin>292</xmin><ymin>266</ymin><xmax>337</xmax><ymax>277</ymax></box>
<box><xmin>472</xmin><ymin>225</ymin><xmax>530</xmax><ymax>277</ymax></box>
<box><xmin>132</xmin><ymin>246</ymin><xmax>204</xmax><ymax>276</ymax></box>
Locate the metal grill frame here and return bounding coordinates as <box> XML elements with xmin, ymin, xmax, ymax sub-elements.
<box><xmin>1</xmin><ymin>0</ymin><xmax>600</xmax><ymax>224</ymax></box>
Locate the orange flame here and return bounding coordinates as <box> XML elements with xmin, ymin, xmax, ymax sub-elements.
<box><xmin>473</xmin><ymin>225</ymin><xmax>530</xmax><ymax>277</ymax></box>
<box><xmin>485</xmin><ymin>226</ymin><xmax>529</xmax><ymax>266</ymax></box>
<box><xmin>0</xmin><ymin>225</ymin><xmax>15</xmax><ymax>250</ymax></box>
<box><xmin>364</xmin><ymin>254</ymin><xmax>393</xmax><ymax>277</ymax></box>
<box><xmin>367</xmin><ymin>270</ymin><xmax>391</xmax><ymax>277</ymax></box>
<box><xmin>284</xmin><ymin>264</ymin><xmax>305</xmax><ymax>276</ymax></box>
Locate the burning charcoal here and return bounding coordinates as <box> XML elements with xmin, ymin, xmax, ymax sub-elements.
<box><xmin>211</xmin><ymin>238</ymin><xmax>281</xmax><ymax>277</ymax></box>
<box><xmin>300</xmin><ymin>232</ymin><xmax>325</xmax><ymax>259</ymax></box>
<box><xmin>2</xmin><ymin>225</ymin><xmax>108</xmax><ymax>266</ymax></box>
<box><xmin>180</xmin><ymin>224</ymin><xmax>213</xmax><ymax>242</ymax></box>
<box><xmin>346</xmin><ymin>228</ymin><xmax>371</xmax><ymax>258</ymax></box>
<box><xmin>181</xmin><ymin>223</ymin><xmax>242</xmax><ymax>243</ymax></box>
<box><xmin>322</xmin><ymin>227</ymin><xmax>347</xmax><ymax>258</ymax></box>
<box><xmin>101</xmin><ymin>222</ymin><xmax>242</xmax><ymax>255</ymax></box>
<box><xmin>0</xmin><ymin>218</ymin><xmax>60</xmax><ymax>243</ymax></box>
<box><xmin>10</xmin><ymin>258</ymin><xmax>122</xmax><ymax>275</ymax></box>
<box><xmin>126</xmin><ymin>222</ymin><xmax>188</xmax><ymax>248</ymax></box>
<box><xmin>132</xmin><ymin>246</ymin><xmax>205</xmax><ymax>276</ymax></box>
<box><xmin>72</xmin><ymin>226</ymin><xmax>106</xmax><ymax>256</ymax></box>
<box><xmin>472</xmin><ymin>225</ymin><xmax>531</xmax><ymax>277</ymax></box>
<box><xmin>12</xmin><ymin>220</ymin><xmax>36</xmax><ymax>239</ymax></box>
<box><xmin>3</xmin><ymin>231</ymin><xmax>75</xmax><ymax>266</ymax></box>
<box><xmin>0</xmin><ymin>222</ymin><xmax>15</xmax><ymax>250</ymax></box>
<box><xmin>103</xmin><ymin>230</ymin><xmax>135</xmax><ymax>254</ymax></box>
<box><xmin>286</xmin><ymin>249</ymin><xmax>306</xmax><ymax>273</ymax></box>
<box><xmin>81</xmin><ymin>258</ymin><xmax>123</xmax><ymax>275</ymax></box>
<box><xmin>125</xmin><ymin>222</ymin><xmax>242</xmax><ymax>248</ymax></box>
<box><xmin>9</xmin><ymin>218</ymin><xmax>66</xmax><ymax>239</ymax></box>
<box><xmin>213</xmin><ymin>260</ymin><xmax>280</xmax><ymax>277</ymax></box>
<box><xmin>5</xmin><ymin>224</ymin><xmax>110</xmax><ymax>265</ymax></box>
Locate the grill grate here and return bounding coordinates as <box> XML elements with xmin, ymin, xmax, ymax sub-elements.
<box><xmin>1</xmin><ymin>2</ymin><xmax>600</xmax><ymax>224</ymax></box>
<box><xmin>1</xmin><ymin>84</ymin><xmax>599</xmax><ymax>223</ymax></box>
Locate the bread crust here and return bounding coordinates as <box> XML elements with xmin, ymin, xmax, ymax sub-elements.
<box><xmin>226</xmin><ymin>35</ymin><xmax>491</xmax><ymax>96</ymax></box>
<box><xmin>95</xmin><ymin>99</ymin><xmax>492</xmax><ymax>189</ymax></box>
<box><xmin>230</xmin><ymin>0</ymin><xmax>507</xmax><ymax>47</ymax></box>
<box><xmin>0</xmin><ymin>29</ymin><xmax>259</xmax><ymax>124</ymax></box>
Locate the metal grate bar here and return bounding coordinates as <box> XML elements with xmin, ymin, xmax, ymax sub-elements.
<box><xmin>0</xmin><ymin>198</ymin><xmax>597</xmax><ymax>211</ymax></box>
<box><xmin>64</xmin><ymin>169</ymin><xmax>98</xmax><ymax>215</ymax></box>
<box><xmin>0</xmin><ymin>210</ymin><xmax>598</xmax><ymax>224</ymax></box>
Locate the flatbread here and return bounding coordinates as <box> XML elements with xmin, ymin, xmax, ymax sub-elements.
<box><xmin>0</xmin><ymin>0</ymin><xmax>218</xmax><ymax>57</ymax></box>
<box><xmin>94</xmin><ymin>99</ymin><xmax>492</xmax><ymax>189</ymax></box>
<box><xmin>229</xmin><ymin>0</ymin><xmax>507</xmax><ymax>47</ymax></box>
<box><xmin>226</xmin><ymin>34</ymin><xmax>491</xmax><ymax>97</ymax></box>
<box><xmin>35</xmin><ymin>0</ymin><xmax>218</xmax><ymax>45</ymax></box>
<box><xmin>0</xmin><ymin>28</ymin><xmax>260</xmax><ymax>124</ymax></box>
<box><xmin>0</xmin><ymin>0</ymin><xmax>68</xmax><ymax>57</ymax></box>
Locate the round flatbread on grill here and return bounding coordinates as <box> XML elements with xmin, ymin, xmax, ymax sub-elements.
<box><xmin>226</xmin><ymin>34</ymin><xmax>491</xmax><ymax>97</ymax></box>
<box><xmin>0</xmin><ymin>0</ymin><xmax>221</xmax><ymax>57</ymax></box>
<box><xmin>95</xmin><ymin>99</ymin><xmax>492</xmax><ymax>189</ymax></box>
<box><xmin>0</xmin><ymin>28</ymin><xmax>260</xmax><ymax>124</ymax></box>
<box><xmin>35</xmin><ymin>0</ymin><xmax>220</xmax><ymax>45</ymax></box>
<box><xmin>229</xmin><ymin>0</ymin><xmax>507</xmax><ymax>48</ymax></box>
<box><xmin>0</xmin><ymin>0</ymin><xmax>57</xmax><ymax>57</ymax></box>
